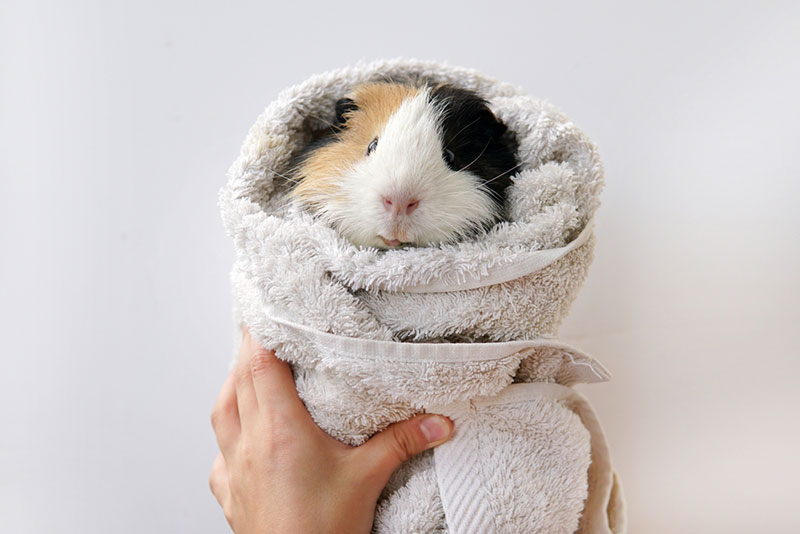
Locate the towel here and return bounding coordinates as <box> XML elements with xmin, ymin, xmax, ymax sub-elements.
<box><xmin>220</xmin><ymin>58</ymin><xmax>626</xmax><ymax>534</ymax></box>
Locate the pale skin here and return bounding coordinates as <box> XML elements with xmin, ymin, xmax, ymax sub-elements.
<box><xmin>209</xmin><ymin>326</ymin><xmax>455</xmax><ymax>533</ymax></box>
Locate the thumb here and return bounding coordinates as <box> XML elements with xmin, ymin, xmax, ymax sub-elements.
<box><xmin>354</xmin><ymin>415</ymin><xmax>454</xmax><ymax>487</ymax></box>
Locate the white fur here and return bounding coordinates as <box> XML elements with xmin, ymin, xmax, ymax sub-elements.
<box><xmin>320</xmin><ymin>89</ymin><xmax>497</xmax><ymax>249</ymax></box>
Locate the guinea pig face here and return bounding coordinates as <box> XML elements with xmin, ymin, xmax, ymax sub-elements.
<box><xmin>292</xmin><ymin>83</ymin><xmax>517</xmax><ymax>249</ymax></box>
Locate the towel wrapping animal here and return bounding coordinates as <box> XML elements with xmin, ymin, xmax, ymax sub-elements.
<box><xmin>220</xmin><ymin>58</ymin><xmax>626</xmax><ymax>534</ymax></box>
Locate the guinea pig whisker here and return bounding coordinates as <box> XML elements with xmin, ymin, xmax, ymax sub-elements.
<box><xmin>437</xmin><ymin>138</ymin><xmax>493</xmax><ymax>186</ymax></box>
<box><xmin>475</xmin><ymin>184</ymin><xmax>502</xmax><ymax>201</ymax></box>
<box><xmin>446</xmin><ymin>139</ymin><xmax>492</xmax><ymax>181</ymax></box>
<box><xmin>481</xmin><ymin>161</ymin><xmax>525</xmax><ymax>187</ymax></box>
<box><xmin>262</xmin><ymin>165</ymin><xmax>304</xmax><ymax>184</ymax></box>
<box><xmin>297</xmin><ymin>108</ymin><xmax>343</xmax><ymax>132</ymax></box>
<box><xmin>445</xmin><ymin>117</ymin><xmax>481</xmax><ymax>147</ymax></box>
<box><xmin>379</xmin><ymin>73</ymin><xmax>397</xmax><ymax>85</ymax></box>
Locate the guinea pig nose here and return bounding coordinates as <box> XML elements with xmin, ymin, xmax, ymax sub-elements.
<box><xmin>382</xmin><ymin>196</ymin><xmax>420</xmax><ymax>216</ymax></box>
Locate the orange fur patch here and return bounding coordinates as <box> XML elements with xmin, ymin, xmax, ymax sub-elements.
<box><xmin>291</xmin><ymin>83</ymin><xmax>420</xmax><ymax>208</ymax></box>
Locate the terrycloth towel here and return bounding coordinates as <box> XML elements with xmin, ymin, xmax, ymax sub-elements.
<box><xmin>220</xmin><ymin>58</ymin><xmax>626</xmax><ymax>534</ymax></box>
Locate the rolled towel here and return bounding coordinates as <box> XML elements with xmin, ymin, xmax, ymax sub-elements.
<box><xmin>220</xmin><ymin>58</ymin><xmax>626</xmax><ymax>534</ymax></box>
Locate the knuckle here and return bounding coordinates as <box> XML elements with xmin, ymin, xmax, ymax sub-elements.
<box><xmin>234</xmin><ymin>361</ymin><xmax>251</xmax><ymax>384</ymax></box>
<box><xmin>249</xmin><ymin>349</ymin><xmax>278</xmax><ymax>376</ymax></box>
<box><xmin>209</xmin><ymin>456</ymin><xmax>224</xmax><ymax>492</ymax></box>
<box><xmin>237</xmin><ymin>428</ymin><xmax>293</xmax><ymax>467</ymax></box>
<box><xmin>208</xmin><ymin>469</ymin><xmax>218</xmax><ymax>494</ymax></box>
<box><xmin>209</xmin><ymin>397</ymin><xmax>234</xmax><ymax>430</ymax></box>
<box><xmin>266</xmin><ymin>425</ymin><xmax>294</xmax><ymax>450</ymax></box>
<box><xmin>209</xmin><ymin>408</ymin><xmax>223</xmax><ymax>430</ymax></box>
<box><xmin>237</xmin><ymin>442</ymin><xmax>256</xmax><ymax>469</ymax></box>
<box><xmin>387</xmin><ymin>426</ymin><xmax>420</xmax><ymax>464</ymax></box>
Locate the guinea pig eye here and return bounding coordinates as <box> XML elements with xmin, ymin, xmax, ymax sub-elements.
<box><xmin>443</xmin><ymin>148</ymin><xmax>455</xmax><ymax>165</ymax></box>
<box><xmin>367</xmin><ymin>137</ymin><xmax>378</xmax><ymax>156</ymax></box>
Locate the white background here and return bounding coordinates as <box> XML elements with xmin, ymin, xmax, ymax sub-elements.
<box><xmin>1</xmin><ymin>1</ymin><xmax>798</xmax><ymax>532</ymax></box>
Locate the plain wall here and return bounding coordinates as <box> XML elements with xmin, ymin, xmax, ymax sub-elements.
<box><xmin>1</xmin><ymin>1</ymin><xmax>798</xmax><ymax>532</ymax></box>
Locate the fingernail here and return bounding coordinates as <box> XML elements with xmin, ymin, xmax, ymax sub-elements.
<box><xmin>419</xmin><ymin>416</ymin><xmax>452</xmax><ymax>443</ymax></box>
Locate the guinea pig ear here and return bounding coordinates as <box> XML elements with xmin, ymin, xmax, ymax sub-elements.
<box><xmin>484</xmin><ymin>109</ymin><xmax>508</xmax><ymax>138</ymax></box>
<box><xmin>334</xmin><ymin>98</ymin><xmax>358</xmax><ymax>127</ymax></box>
<box><xmin>472</xmin><ymin>107</ymin><xmax>508</xmax><ymax>140</ymax></box>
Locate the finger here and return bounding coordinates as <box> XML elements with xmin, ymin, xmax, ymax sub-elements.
<box><xmin>233</xmin><ymin>358</ymin><xmax>259</xmax><ymax>427</ymax></box>
<box><xmin>233</xmin><ymin>326</ymin><xmax>262</xmax><ymax>424</ymax></box>
<box><xmin>248</xmin><ymin>346</ymin><xmax>309</xmax><ymax>419</ymax></box>
<box><xmin>210</xmin><ymin>368</ymin><xmax>240</xmax><ymax>456</ymax></box>
<box><xmin>209</xmin><ymin>453</ymin><xmax>234</xmax><ymax>530</ymax></box>
<box><xmin>238</xmin><ymin>324</ymin><xmax>258</xmax><ymax>363</ymax></box>
<box><xmin>208</xmin><ymin>453</ymin><xmax>230</xmax><ymax>507</ymax></box>
<box><xmin>240</xmin><ymin>325</ymin><xmax>308</xmax><ymax>419</ymax></box>
<box><xmin>352</xmin><ymin>415</ymin><xmax>454</xmax><ymax>489</ymax></box>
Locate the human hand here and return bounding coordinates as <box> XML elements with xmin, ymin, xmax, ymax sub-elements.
<box><xmin>209</xmin><ymin>326</ymin><xmax>454</xmax><ymax>534</ymax></box>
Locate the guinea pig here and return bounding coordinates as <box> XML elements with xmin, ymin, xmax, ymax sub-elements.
<box><xmin>289</xmin><ymin>82</ymin><xmax>518</xmax><ymax>249</ymax></box>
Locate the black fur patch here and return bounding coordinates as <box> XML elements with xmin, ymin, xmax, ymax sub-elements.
<box><xmin>429</xmin><ymin>85</ymin><xmax>518</xmax><ymax>219</ymax></box>
<box><xmin>291</xmin><ymin>98</ymin><xmax>356</xmax><ymax>174</ymax></box>
<box><xmin>334</xmin><ymin>97</ymin><xmax>358</xmax><ymax>127</ymax></box>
